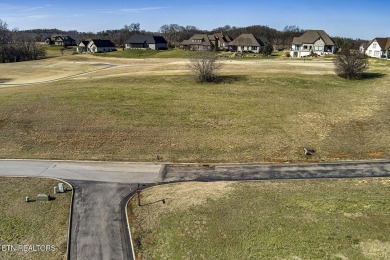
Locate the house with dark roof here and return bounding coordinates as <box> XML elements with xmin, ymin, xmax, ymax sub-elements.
<box><xmin>125</xmin><ymin>35</ymin><xmax>168</xmax><ymax>50</ymax></box>
<box><xmin>180</xmin><ymin>34</ymin><xmax>218</xmax><ymax>51</ymax></box>
<box><xmin>77</xmin><ymin>40</ymin><xmax>90</xmax><ymax>53</ymax></box>
<box><xmin>228</xmin><ymin>34</ymin><xmax>265</xmax><ymax>53</ymax></box>
<box><xmin>365</xmin><ymin>38</ymin><xmax>390</xmax><ymax>59</ymax></box>
<box><xmin>87</xmin><ymin>39</ymin><xmax>116</xmax><ymax>53</ymax></box>
<box><xmin>290</xmin><ymin>30</ymin><xmax>336</xmax><ymax>58</ymax></box>
<box><xmin>45</xmin><ymin>35</ymin><xmax>76</xmax><ymax>47</ymax></box>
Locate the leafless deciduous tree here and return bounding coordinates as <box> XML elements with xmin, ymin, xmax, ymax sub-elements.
<box><xmin>0</xmin><ymin>19</ymin><xmax>45</xmax><ymax>63</ymax></box>
<box><xmin>188</xmin><ymin>51</ymin><xmax>222</xmax><ymax>83</ymax></box>
<box><xmin>334</xmin><ymin>48</ymin><xmax>369</xmax><ymax>79</ymax></box>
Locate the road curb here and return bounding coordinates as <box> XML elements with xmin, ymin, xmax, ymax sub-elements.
<box><xmin>125</xmin><ymin>184</ymin><xmax>158</xmax><ymax>260</ymax></box>
<box><xmin>37</xmin><ymin>177</ymin><xmax>74</xmax><ymax>260</ymax></box>
<box><xmin>125</xmin><ymin>191</ymin><xmax>138</xmax><ymax>260</ymax></box>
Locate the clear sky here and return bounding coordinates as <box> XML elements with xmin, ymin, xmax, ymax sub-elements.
<box><xmin>0</xmin><ymin>0</ymin><xmax>389</xmax><ymax>40</ymax></box>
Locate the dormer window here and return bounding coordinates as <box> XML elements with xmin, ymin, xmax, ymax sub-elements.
<box><xmin>192</xmin><ymin>39</ymin><xmax>202</xmax><ymax>43</ymax></box>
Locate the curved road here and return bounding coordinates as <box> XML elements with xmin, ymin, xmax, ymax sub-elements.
<box><xmin>2</xmin><ymin>159</ymin><xmax>390</xmax><ymax>259</ymax></box>
<box><xmin>0</xmin><ymin>160</ymin><xmax>161</xmax><ymax>260</ymax></box>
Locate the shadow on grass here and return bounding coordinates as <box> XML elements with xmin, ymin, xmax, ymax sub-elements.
<box><xmin>360</xmin><ymin>73</ymin><xmax>386</xmax><ymax>80</ymax></box>
<box><xmin>0</xmin><ymin>78</ymin><xmax>13</xmax><ymax>83</ymax></box>
<box><xmin>140</xmin><ymin>198</ymin><xmax>168</xmax><ymax>206</ymax></box>
<box><xmin>215</xmin><ymin>75</ymin><xmax>248</xmax><ymax>84</ymax></box>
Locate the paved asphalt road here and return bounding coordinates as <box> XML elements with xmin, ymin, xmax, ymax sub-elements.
<box><xmin>159</xmin><ymin>161</ymin><xmax>390</xmax><ymax>182</ymax></box>
<box><xmin>0</xmin><ymin>160</ymin><xmax>161</xmax><ymax>260</ymax></box>
<box><xmin>2</xmin><ymin>159</ymin><xmax>390</xmax><ymax>259</ymax></box>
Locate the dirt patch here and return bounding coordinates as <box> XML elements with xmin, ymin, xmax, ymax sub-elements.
<box><xmin>139</xmin><ymin>181</ymin><xmax>234</xmax><ymax>212</ymax></box>
<box><xmin>129</xmin><ymin>182</ymin><xmax>235</xmax><ymax>233</ymax></box>
<box><xmin>359</xmin><ymin>240</ymin><xmax>390</xmax><ymax>259</ymax></box>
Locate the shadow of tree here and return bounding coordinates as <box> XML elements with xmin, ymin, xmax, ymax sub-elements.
<box><xmin>360</xmin><ymin>73</ymin><xmax>386</xmax><ymax>80</ymax></box>
<box><xmin>215</xmin><ymin>75</ymin><xmax>248</xmax><ymax>84</ymax></box>
<box><xmin>0</xmin><ymin>78</ymin><xmax>13</xmax><ymax>83</ymax></box>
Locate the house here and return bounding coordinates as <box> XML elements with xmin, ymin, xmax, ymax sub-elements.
<box><xmin>365</xmin><ymin>38</ymin><xmax>390</xmax><ymax>59</ymax></box>
<box><xmin>180</xmin><ymin>34</ymin><xmax>218</xmax><ymax>51</ymax></box>
<box><xmin>125</xmin><ymin>35</ymin><xmax>168</xmax><ymax>50</ymax></box>
<box><xmin>214</xmin><ymin>32</ymin><xmax>233</xmax><ymax>49</ymax></box>
<box><xmin>87</xmin><ymin>39</ymin><xmax>116</xmax><ymax>53</ymax></box>
<box><xmin>359</xmin><ymin>42</ymin><xmax>369</xmax><ymax>54</ymax></box>
<box><xmin>45</xmin><ymin>35</ymin><xmax>76</xmax><ymax>47</ymax></box>
<box><xmin>290</xmin><ymin>30</ymin><xmax>336</xmax><ymax>58</ymax></box>
<box><xmin>77</xmin><ymin>41</ymin><xmax>90</xmax><ymax>53</ymax></box>
<box><xmin>228</xmin><ymin>34</ymin><xmax>265</xmax><ymax>53</ymax></box>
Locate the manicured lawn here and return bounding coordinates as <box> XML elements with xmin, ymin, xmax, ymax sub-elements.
<box><xmin>128</xmin><ymin>179</ymin><xmax>390</xmax><ymax>259</ymax></box>
<box><xmin>94</xmin><ymin>49</ymin><xmax>195</xmax><ymax>59</ymax></box>
<box><xmin>0</xmin><ymin>177</ymin><xmax>71</xmax><ymax>260</ymax></box>
<box><xmin>0</xmin><ymin>57</ymin><xmax>389</xmax><ymax>162</ymax></box>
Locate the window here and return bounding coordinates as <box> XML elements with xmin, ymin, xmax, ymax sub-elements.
<box><xmin>374</xmin><ymin>51</ymin><xmax>380</xmax><ymax>56</ymax></box>
<box><xmin>252</xmin><ymin>46</ymin><xmax>258</xmax><ymax>50</ymax></box>
<box><xmin>373</xmin><ymin>43</ymin><xmax>377</xmax><ymax>48</ymax></box>
<box><xmin>303</xmin><ymin>45</ymin><xmax>308</xmax><ymax>50</ymax></box>
<box><xmin>314</xmin><ymin>46</ymin><xmax>323</xmax><ymax>51</ymax></box>
<box><xmin>369</xmin><ymin>50</ymin><xmax>372</xmax><ymax>54</ymax></box>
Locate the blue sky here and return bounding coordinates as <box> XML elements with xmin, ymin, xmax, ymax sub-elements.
<box><xmin>0</xmin><ymin>0</ymin><xmax>389</xmax><ymax>39</ymax></box>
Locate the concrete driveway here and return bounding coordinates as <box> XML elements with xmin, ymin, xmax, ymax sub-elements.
<box><xmin>0</xmin><ymin>160</ymin><xmax>161</xmax><ymax>260</ymax></box>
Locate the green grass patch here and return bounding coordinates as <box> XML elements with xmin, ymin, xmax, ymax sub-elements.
<box><xmin>94</xmin><ymin>49</ymin><xmax>195</xmax><ymax>59</ymax></box>
<box><xmin>128</xmin><ymin>179</ymin><xmax>390</xmax><ymax>259</ymax></box>
<box><xmin>0</xmin><ymin>177</ymin><xmax>71</xmax><ymax>260</ymax></box>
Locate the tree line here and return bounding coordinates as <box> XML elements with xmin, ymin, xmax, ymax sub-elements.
<box><xmin>0</xmin><ymin>19</ymin><xmax>46</xmax><ymax>63</ymax></box>
<box><xmin>1</xmin><ymin>17</ymin><xmax>367</xmax><ymax>63</ymax></box>
<box><xmin>15</xmin><ymin>22</ymin><xmax>367</xmax><ymax>50</ymax></box>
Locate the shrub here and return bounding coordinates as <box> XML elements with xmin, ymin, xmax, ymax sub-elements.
<box><xmin>334</xmin><ymin>49</ymin><xmax>369</xmax><ymax>79</ymax></box>
<box><xmin>262</xmin><ymin>42</ymin><xmax>274</xmax><ymax>57</ymax></box>
<box><xmin>188</xmin><ymin>51</ymin><xmax>222</xmax><ymax>83</ymax></box>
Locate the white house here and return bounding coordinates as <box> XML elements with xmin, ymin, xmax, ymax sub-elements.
<box><xmin>365</xmin><ymin>38</ymin><xmax>390</xmax><ymax>59</ymax></box>
<box><xmin>87</xmin><ymin>39</ymin><xmax>116</xmax><ymax>53</ymax></box>
<box><xmin>290</xmin><ymin>30</ymin><xmax>336</xmax><ymax>58</ymax></box>
<box><xmin>77</xmin><ymin>41</ymin><xmax>89</xmax><ymax>53</ymax></box>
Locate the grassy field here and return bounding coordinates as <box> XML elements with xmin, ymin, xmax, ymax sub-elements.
<box><xmin>0</xmin><ymin>177</ymin><xmax>71</xmax><ymax>260</ymax></box>
<box><xmin>94</xmin><ymin>49</ymin><xmax>196</xmax><ymax>59</ymax></box>
<box><xmin>42</xmin><ymin>45</ymin><xmax>77</xmax><ymax>58</ymax></box>
<box><xmin>0</xmin><ymin>56</ymin><xmax>389</xmax><ymax>162</ymax></box>
<box><xmin>94</xmin><ymin>48</ymin><xmax>293</xmax><ymax>60</ymax></box>
<box><xmin>128</xmin><ymin>179</ymin><xmax>390</xmax><ymax>259</ymax></box>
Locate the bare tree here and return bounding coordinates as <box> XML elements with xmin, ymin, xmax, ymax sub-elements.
<box><xmin>160</xmin><ymin>24</ymin><xmax>183</xmax><ymax>47</ymax></box>
<box><xmin>188</xmin><ymin>51</ymin><xmax>222</xmax><ymax>82</ymax></box>
<box><xmin>334</xmin><ymin>48</ymin><xmax>369</xmax><ymax>79</ymax></box>
<box><xmin>0</xmin><ymin>20</ymin><xmax>45</xmax><ymax>63</ymax></box>
<box><xmin>0</xmin><ymin>19</ymin><xmax>11</xmax><ymax>63</ymax></box>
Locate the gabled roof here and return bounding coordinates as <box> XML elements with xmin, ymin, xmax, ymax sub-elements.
<box><xmin>180</xmin><ymin>34</ymin><xmax>216</xmax><ymax>46</ymax></box>
<box><xmin>214</xmin><ymin>32</ymin><xmax>233</xmax><ymax>43</ymax></box>
<box><xmin>292</xmin><ymin>30</ymin><xmax>335</xmax><ymax>46</ymax></box>
<box><xmin>126</xmin><ymin>35</ymin><xmax>167</xmax><ymax>44</ymax></box>
<box><xmin>228</xmin><ymin>34</ymin><xmax>264</xmax><ymax>47</ymax></box>
<box><xmin>89</xmin><ymin>39</ymin><xmax>116</xmax><ymax>48</ymax></box>
<box><xmin>78</xmin><ymin>40</ymin><xmax>89</xmax><ymax>47</ymax></box>
<box><xmin>180</xmin><ymin>39</ymin><xmax>192</xmax><ymax>46</ymax></box>
<box><xmin>369</xmin><ymin>38</ymin><xmax>390</xmax><ymax>50</ymax></box>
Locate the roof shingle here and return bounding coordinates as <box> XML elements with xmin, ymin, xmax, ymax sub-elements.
<box><xmin>292</xmin><ymin>30</ymin><xmax>335</xmax><ymax>46</ymax></box>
